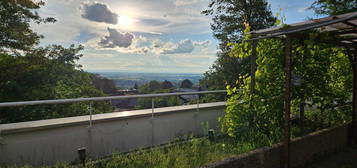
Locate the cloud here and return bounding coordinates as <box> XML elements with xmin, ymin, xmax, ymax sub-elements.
<box><xmin>194</xmin><ymin>40</ymin><xmax>211</xmax><ymax>47</ymax></box>
<box><xmin>75</xmin><ymin>31</ymin><xmax>97</xmax><ymax>42</ymax></box>
<box><xmin>92</xmin><ymin>32</ymin><xmax>212</xmax><ymax>55</ymax></box>
<box><xmin>174</xmin><ymin>0</ymin><xmax>200</xmax><ymax>6</ymax></box>
<box><xmin>161</xmin><ymin>39</ymin><xmax>195</xmax><ymax>54</ymax></box>
<box><xmin>160</xmin><ymin>39</ymin><xmax>211</xmax><ymax>54</ymax></box>
<box><xmin>99</xmin><ymin>28</ymin><xmax>134</xmax><ymax>48</ymax></box>
<box><xmin>139</xmin><ymin>18</ymin><xmax>170</xmax><ymax>26</ymax></box>
<box><xmin>297</xmin><ymin>7</ymin><xmax>309</xmax><ymax>13</ymax></box>
<box><xmin>81</xmin><ymin>2</ymin><xmax>118</xmax><ymax>24</ymax></box>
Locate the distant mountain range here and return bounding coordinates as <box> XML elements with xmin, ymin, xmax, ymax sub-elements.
<box><xmin>93</xmin><ymin>72</ymin><xmax>203</xmax><ymax>89</ymax></box>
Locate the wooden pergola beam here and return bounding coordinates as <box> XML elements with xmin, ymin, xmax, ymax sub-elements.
<box><xmin>343</xmin><ymin>21</ymin><xmax>357</xmax><ymax>28</ymax></box>
<box><xmin>334</xmin><ymin>29</ymin><xmax>357</xmax><ymax>35</ymax></box>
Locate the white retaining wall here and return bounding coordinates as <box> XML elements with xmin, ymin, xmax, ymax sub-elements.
<box><xmin>0</xmin><ymin>102</ymin><xmax>226</xmax><ymax>166</ymax></box>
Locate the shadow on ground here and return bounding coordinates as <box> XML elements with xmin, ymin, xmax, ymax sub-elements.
<box><xmin>304</xmin><ymin>147</ymin><xmax>357</xmax><ymax>168</ymax></box>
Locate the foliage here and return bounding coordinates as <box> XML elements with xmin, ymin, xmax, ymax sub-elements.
<box><xmin>310</xmin><ymin>0</ymin><xmax>357</xmax><ymax>16</ymax></box>
<box><xmin>292</xmin><ymin>33</ymin><xmax>352</xmax><ymax>127</ymax></box>
<box><xmin>90</xmin><ymin>74</ymin><xmax>117</xmax><ymax>95</ymax></box>
<box><xmin>5</xmin><ymin>137</ymin><xmax>264</xmax><ymax>168</ymax></box>
<box><xmin>133</xmin><ymin>83</ymin><xmax>139</xmax><ymax>90</ymax></box>
<box><xmin>99</xmin><ymin>137</ymin><xmax>258</xmax><ymax>168</ymax></box>
<box><xmin>135</xmin><ymin>80</ymin><xmax>180</xmax><ymax>109</ymax></box>
<box><xmin>0</xmin><ymin>0</ymin><xmax>55</xmax><ymax>53</ymax></box>
<box><xmin>222</xmin><ymin>30</ymin><xmax>352</xmax><ymax>142</ymax></box>
<box><xmin>135</xmin><ymin>95</ymin><xmax>180</xmax><ymax>110</ymax></box>
<box><xmin>180</xmin><ymin>79</ymin><xmax>193</xmax><ymax>89</ymax></box>
<box><xmin>200</xmin><ymin>0</ymin><xmax>276</xmax><ymax>95</ymax></box>
<box><xmin>161</xmin><ymin>80</ymin><xmax>174</xmax><ymax>89</ymax></box>
<box><xmin>200</xmin><ymin>51</ymin><xmax>251</xmax><ymax>89</ymax></box>
<box><xmin>0</xmin><ymin>45</ymin><xmax>114</xmax><ymax>123</ymax></box>
<box><xmin>139</xmin><ymin>80</ymin><xmax>161</xmax><ymax>92</ymax></box>
<box><xmin>202</xmin><ymin>0</ymin><xmax>276</xmax><ymax>48</ymax></box>
<box><xmin>223</xmin><ymin>39</ymin><xmax>285</xmax><ymax>143</ymax></box>
<box><xmin>0</xmin><ymin>0</ymin><xmax>115</xmax><ymax>123</ymax></box>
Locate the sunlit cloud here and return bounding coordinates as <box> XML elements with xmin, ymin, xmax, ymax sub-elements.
<box><xmin>99</xmin><ymin>27</ymin><xmax>134</xmax><ymax>48</ymax></box>
<box><xmin>80</xmin><ymin>2</ymin><xmax>118</xmax><ymax>24</ymax></box>
<box><xmin>32</xmin><ymin>0</ymin><xmax>218</xmax><ymax>73</ymax></box>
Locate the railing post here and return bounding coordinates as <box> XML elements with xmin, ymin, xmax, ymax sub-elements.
<box><xmin>196</xmin><ymin>94</ymin><xmax>200</xmax><ymax>113</ymax></box>
<box><xmin>194</xmin><ymin>94</ymin><xmax>200</xmax><ymax>135</ymax></box>
<box><xmin>151</xmin><ymin>98</ymin><xmax>154</xmax><ymax>118</ymax></box>
<box><xmin>150</xmin><ymin>97</ymin><xmax>155</xmax><ymax>145</ymax></box>
<box><xmin>0</xmin><ymin>129</ymin><xmax>3</xmax><ymax>145</ymax></box>
<box><xmin>88</xmin><ymin>102</ymin><xmax>93</xmax><ymax>128</ymax></box>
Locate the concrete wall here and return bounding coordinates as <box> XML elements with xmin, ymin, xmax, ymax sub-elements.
<box><xmin>0</xmin><ymin>102</ymin><xmax>226</xmax><ymax>166</ymax></box>
<box><xmin>203</xmin><ymin>124</ymin><xmax>349</xmax><ymax>168</ymax></box>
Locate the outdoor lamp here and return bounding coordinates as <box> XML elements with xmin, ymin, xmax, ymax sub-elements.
<box><xmin>208</xmin><ymin>129</ymin><xmax>215</xmax><ymax>142</ymax></box>
<box><xmin>77</xmin><ymin>147</ymin><xmax>86</xmax><ymax>167</ymax></box>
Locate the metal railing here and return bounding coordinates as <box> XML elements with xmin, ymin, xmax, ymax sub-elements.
<box><xmin>0</xmin><ymin>90</ymin><xmax>227</xmax><ymax>126</ymax></box>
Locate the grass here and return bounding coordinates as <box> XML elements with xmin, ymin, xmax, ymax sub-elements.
<box><xmin>86</xmin><ymin>136</ymin><xmax>260</xmax><ymax>168</ymax></box>
<box><xmin>2</xmin><ymin>136</ymin><xmax>262</xmax><ymax>168</ymax></box>
<box><xmin>1</xmin><ymin>124</ymin><xmax>323</xmax><ymax>168</ymax></box>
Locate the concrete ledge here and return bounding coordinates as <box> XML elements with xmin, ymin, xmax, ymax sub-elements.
<box><xmin>203</xmin><ymin>124</ymin><xmax>349</xmax><ymax>168</ymax></box>
<box><xmin>0</xmin><ymin>102</ymin><xmax>226</xmax><ymax>135</ymax></box>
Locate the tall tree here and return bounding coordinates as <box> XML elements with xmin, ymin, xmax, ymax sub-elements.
<box><xmin>0</xmin><ymin>0</ymin><xmax>55</xmax><ymax>53</ymax></box>
<box><xmin>90</xmin><ymin>74</ymin><xmax>117</xmax><ymax>94</ymax></box>
<box><xmin>310</xmin><ymin>0</ymin><xmax>357</xmax><ymax>16</ymax></box>
<box><xmin>201</xmin><ymin>0</ymin><xmax>276</xmax><ymax>89</ymax></box>
<box><xmin>180</xmin><ymin>79</ymin><xmax>193</xmax><ymax>89</ymax></box>
<box><xmin>161</xmin><ymin>80</ymin><xmax>174</xmax><ymax>89</ymax></box>
<box><xmin>202</xmin><ymin>0</ymin><xmax>276</xmax><ymax>49</ymax></box>
<box><xmin>0</xmin><ymin>0</ymin><xmax>114</xmax><ymax>123</ymax></box>
<box><xmin>0</xmin><ymin>45</ymin><xmax>113</xmax><ymax>123</ymax></box>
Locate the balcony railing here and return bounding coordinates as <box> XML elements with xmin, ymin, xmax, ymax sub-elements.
<box><xmin>0</xmin><ymin>90</ymin><xmax>227</xmax><ymax>125</ymax></box>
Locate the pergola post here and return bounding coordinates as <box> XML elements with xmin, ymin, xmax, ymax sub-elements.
<box><xmin>283</xmin><ymin>35</ymin><xmax>292</xmax><ymax>168</ymax></box>
<box><xmin>352</xmin><ymin>47</ymin><xmax>357</xmax><ymax>145</ymax></box>
<box><xmin>250</xmin><ymin>40</ymin><xmax>257</xmax><ymax>94</ymax></box>
<box><xmin>347</xmin><ymin>47</ymin><xmax>357</xmax><ymax>145</ymax></box>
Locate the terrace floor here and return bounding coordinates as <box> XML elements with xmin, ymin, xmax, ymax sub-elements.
<box><xmin>304</xmin><ymin>147</ymin><xmax>357</xmax><ymax>168</ymax></box>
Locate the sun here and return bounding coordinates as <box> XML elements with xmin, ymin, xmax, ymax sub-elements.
<box><xmin>118</xmin><ymin>15</ymin><xmax>132</xmax><ymax>27</ymax></box>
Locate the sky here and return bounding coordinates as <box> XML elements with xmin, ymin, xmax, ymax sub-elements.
<box><xmin>31</xmin><ymin>0</ymin><xmax>318</xmax><ymax>73</ymax></box>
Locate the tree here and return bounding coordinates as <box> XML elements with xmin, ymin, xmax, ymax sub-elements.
<box><xmin>90</xmin><ymin>74</ymin><xmax>117</xmax><ymax>94</ymax></box>
<box><xmin>161</xmin><ymin>80</ymin><xmax>174</xmax><ymax>89</ymax></box>
<box><xmin>0</xmin><ymin>45</ymin><xmax>114</xmax><ymax>123</ymax></box>
<box><xmin>149</xmin><ymin>80</ymin><xmax>161</xmax><ymax>91</ymax></box>
<box><xmin>133</xmin><ymin>83</ymin><xmax>139</xmax><ymax>90</ymax></box>
<box><xmin>200</xmin><ymin>51</ymin><xmax>250</xmax><ymax>89</ymax></box>
<box><xmin>310</xmin><ymin>0</ymin><xmax>357</xmax><ymax>16</ymax></box>
<box><xmin>135</xmin><ymin>80</ymin><xmax>179</xmax><ymax>109</ymax></box>
<box><xmin>201</xmin><ymin>0</ymin><xmax>276</xmax><ymax>91</ymax></box>
<box><xmin>180</xmin><ymin>79</ymin><xmax>193</xmax><ymax>88</ymax></box>
<box><xmin>0</xmin><ymin>0</ymin><xmax>55</xmax><ymax>53</ymax></box>
<box><xmin>202</xmin><ymin>0</ymin><xmax>276</xmax><ymax>49</ymax></box>
<box><xmin>0</xmin><ymin>0</ymin><xmax>114</xmax><ymax>123</ymax></box>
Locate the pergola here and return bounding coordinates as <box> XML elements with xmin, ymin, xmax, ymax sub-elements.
<box><xmin>246</xmin><ymin>11</ymin><xmax>357</xmax><ymax>168</ymax></box>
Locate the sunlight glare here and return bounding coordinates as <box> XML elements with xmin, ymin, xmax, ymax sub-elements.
<box><xmin>118</xmin><ymin>15</ymin><xmax>132</xmax><ymax>27</ymax></box>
